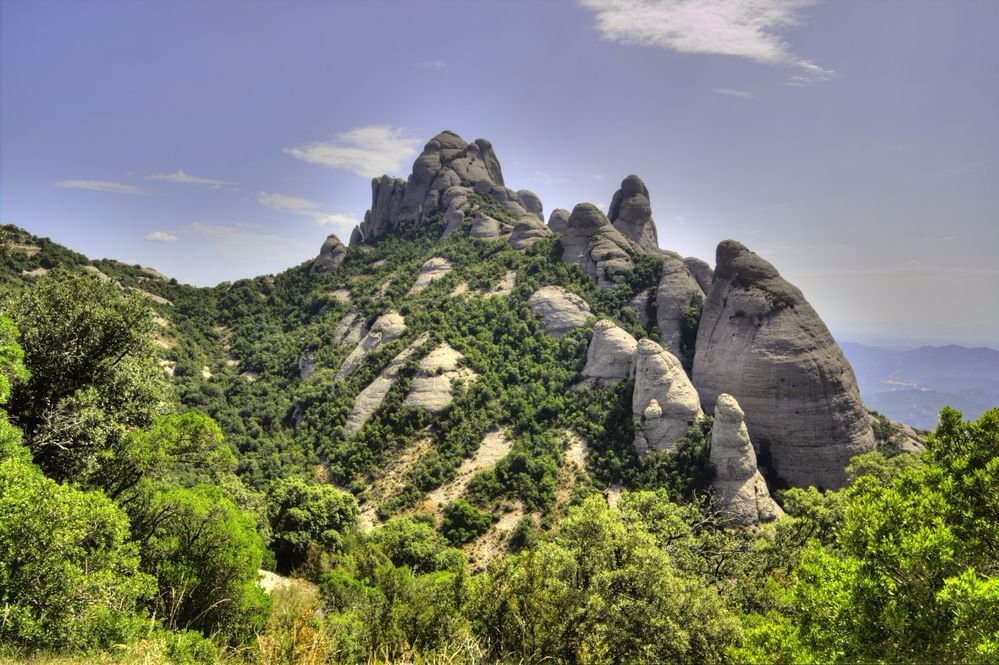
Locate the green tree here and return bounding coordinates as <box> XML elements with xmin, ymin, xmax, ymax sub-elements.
<box><xmin>266</xmin><ymin>476</ymin><xmax>358</xmax><ymax>573</ymax></box>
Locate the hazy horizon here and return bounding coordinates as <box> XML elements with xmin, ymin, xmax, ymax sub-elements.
<box><xmin>2</xmin><ymin>0</ymin><xmax>996</xmax><ymax>347</ymax></box>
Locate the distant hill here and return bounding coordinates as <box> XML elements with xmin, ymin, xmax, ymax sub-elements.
<box><xmin>842</xmin><ymin>342</ymin><xmax>999</xmax><ymax>429</ymax></box>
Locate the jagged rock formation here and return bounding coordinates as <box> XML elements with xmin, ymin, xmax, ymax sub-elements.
<box><xmin>710</xmin><ymin>394</ymin><xmax>783</xmax><ymax>526</ymax></box>
<box><xmin>579</xmin><ymin>320</ymin><xmax>637</xmax><ymax>386</ymax></box>
<box><xmin>656</xmin><ymin>255</ymin><xmax>705</xmax><ymax>359</ymax></box>
<box><xmin>311</xmin><ymin>234</ymin><xmax>346</xmax><ymax>273</ymax></box>
<box><xmin>559</xmin><ymin>203</ymin><xmax>639</xmax><ymax>288</ymax></box>
<box><xmin>608</xmin><ymin>175</ymin><xmax>659</xmax><ymax>252</ymax></box>
<box><xmin>509</xmin><ymin>215</ymin><xmax>552</xmax><ymax>250</ymax></box>
<box><xmin>407</xmin><ymin>257</ymin><xmax>453</xmax><ymax>295</ymax></box>
<box><xmin>336</xmin><ymin>311</ymin><xmax>406</xmax><ymax>379</ymax></box>
<box><xmin>684</xmin><ymin>257</ymin><xmax>713</xmax><ymax>294</ymax></box>
<box><xmin>547</xmin><ymin>208</ymin><xmax>570</xmax><ymax>235</ymax></box>
<box><xmin>403</xmin><ymin>343</ymin><xmax>474</xmax><ymax>413</ymax></box>
<box><xmin>693</xmin><ymin>240</ymin><xmax>875</xmax><ymax>489</ymax></box>
<box><xmin>346</xmin><ymin>334</ymin><xmax>429</xmax><ymax>435</ymax></box>
<box><xmin>350</xmin><ymin>130</ymin><xmax>539</xmax><ymax>245</ymax></box>
<box><xmin>633</xmin><ymin>339</ymin><xmax>703</xmax><ymax>454</ymax></box>
<box><xmin>528</xmin><ymin>286</ymin><xmax>592</xmax><ymax>337</ymax></box>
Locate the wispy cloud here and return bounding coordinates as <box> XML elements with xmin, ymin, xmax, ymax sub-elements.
<box><xmin>533</xmin><ymin>170</ymin><xmax>569</xmax><ymax>185</ymax></box>
<box><xmin>712</xmin><ymin>87</ymin><xmax>754</xmax><ymax>99</ymax></box>
<box><xmin>55</xmin><ymin>179</ymin><xmax>145</xmax><ymax>195</ymax></box>
<box><xmin>144</xmin><ymin>231</ymin><xmax>177</xmax><ymax>242</ymax></box>
<box><xmin>579</xmin><ymin>0</ymin><xmax>833</xmax><ymax>83</ymax></box>
<box><xmin>257</xmin><ymin>191</ymin><xmax>358</xmax><ymax>233</ymax></box>
<box><xmin>186</xmin><ymin>222</ymin><xmax>311</xmax><ymax>262</ymax></box>
<box><xmin>412</xmin><ymin>60</ymin><xmax>447</xmax><ymax>71</ymax></box>
<box><xmin>147</xmin><ymin>170</ymin><xmax>235</xmax><ymax>189</ymax></box>
<box><xmin>284</xmin><ymin>125</ymin><xmax>422</xmax><ymax>178</ymax></box>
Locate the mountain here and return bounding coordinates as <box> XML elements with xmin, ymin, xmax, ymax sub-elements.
<box><xmin>842</xmin><ymin>341</ymin><xmax>999</xmax><ymax>429</ymax></box>
<box><xmin>2</xmin><ymin>131</ymin><xmax>893</xmax><ymax>547</ymax></box>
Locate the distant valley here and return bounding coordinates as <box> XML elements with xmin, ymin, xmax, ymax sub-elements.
<box><xmin>842</xmin><ymin>342</ymin><xmax>999</xmax><ymax>429</ymax></box>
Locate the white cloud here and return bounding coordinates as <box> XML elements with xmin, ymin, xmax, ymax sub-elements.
<box><xmin>257</xmin><ymin>191</ymin><xmax>358</xmax><ymax>232</ymax></box>
<box><xmin>186</xmin><ymin>223</ymin><xmax>309</xmax><ymax>259</ymax></box>
<box><xmin>147</xmin><ymin>170</ymin><xmax>234</xmax><ymax>189</ymax></box>
<box><xmin>144</xmin><ymin>231</ymin><xmax>178</xmax><ymax>242</ymax></box>
<box><xmin>284</xmin><ymin>125</ymin><xmax>422</xmax><ymax>178</ymax></box>
<box><xmin>55</xmin><ymin>179</ymin><xmax>144</xmax><ymax>194</ymax></box>
<box><xmin>579</xmin><ymin>0</ymin><xmax>833</xmax><ymax>81</ymax></box>
<box><xmin>712</xmin><ymin>87</ymin><xmax>754</xmax><ymax>99</ymax></box>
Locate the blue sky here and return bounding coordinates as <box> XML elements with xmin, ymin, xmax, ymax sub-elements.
<box><xmin>1</xmin><ymin>0</ymin><xmax>997</xmax><ymax>347</ymax></box>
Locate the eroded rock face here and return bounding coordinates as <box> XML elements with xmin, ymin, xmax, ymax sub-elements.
<box><xmin>403</xmin><ymin>343</ymin><xmax>474</xmax><ymax>413</ymax></box>
<box><xmin>407</xmin><ymin>257</ymin><xmax>453</xmax><ymax>295</ymax></box>
<box><xmin>336</xmin><ymin>312</ymin><xmax>406</xmax><ymax>379</ymax></box>
<box><xmin>710</xmin><ymin>394</ymin><xmax>783</xmax><ymax>526</ymax></box>
<box><xmin>580</xmin><ymin>320</ymin><xmax>637</xmax><ymax>386</ymax></box>
<box><xmin>346</xmin><ymin>334</ymin><xmax>428</xmax><ymax>435</ymax></box>
<box><xmin>469</xmin><ymin>212</ymin><xmax>512</xmax><ymax>241</ymax></box>
<box><xmin>633</xmin><ymin>339</ymin><xmax>703</xmax><ymax>454</ymax></box>
<box><xmin>311</xmin><ymin>234</ymin><xmax>347</xmax><ymax>273</ymax></box>
<box><xmin>560</xmin><ymin>203</ymin><xmax>639</xmax><ymax>288</ymax></box>
<box><xmin>656</xmin><ymin>255</ymin><xmax>705</xmax><ymax>359</ymax></box>
<box><xmin>349</xmin><ymin>131</ymin><xmax>540</xmax><ymax>245</ymax></box>
<box><xmin>693</xmin><ymin>240</ymin><xmax>875</xmax><ymax>489</ymax></box>
<box><xmin>332</xmin><ymin>311</ymin><xmax>368</xmax><ymax>347</ymax></box>
<box><xmin>509</xmin><ymin>215</ymin><xmax>552</xmax><ymax>250</ymax></box>
<box><xmin>528</xmin><ymin>286</ymin><xmax>592</xmax><ymax>337</ymax></box>
<box><xmin>608</xmin><ymin>175</ymin><xmax>659</xmax><ymax>253</ymax></box>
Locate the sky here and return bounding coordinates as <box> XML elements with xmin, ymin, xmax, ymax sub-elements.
<box><xmin>1</xmin><ymin>0</ymin><xmax>997</xmax><ymax>347</ymax></box>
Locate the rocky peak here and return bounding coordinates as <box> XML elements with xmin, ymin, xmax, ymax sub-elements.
<box><xmin>349</xmin><ymin>130</ymin><xmax>539</xmax><ymax>246</ymax></box>
<box><xmin>608</xmin><ymin>175</ymin><xmax>659</xmax><ymax>252</ymax></box>
<box><xmin>310</xmin><ymin>234</ymin><xmax>346</xmax><ymax>273</ymax></box>
<box><xmin>693</xmin><ymin>240</ymin><xmax>875</xmax><ymax>489</ymax></box>
<box><xmin>633</xmin><ymin>338</ymin><xmax>703</xmax><ymax>454</ymax></box>
<box><xmin>559</xmin><ymin>203</ymin><xmax>640</xmax><ymax>288</ymax></box>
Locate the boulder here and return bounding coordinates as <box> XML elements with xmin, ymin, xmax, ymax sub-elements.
<box><xmin>710</xmin><ymin>394</ymin><xmax>783</xmax><ymax>526</ymax></box>
<box><xmin>547</xmin><ymin>208</ymin><xmax>571</xmax><ymax>235</ymax></box>
<box><xmin>656</xmin><ymin>255</ymin><xmax>705</xmax><ymax>359</ymax></box>
<box><xmin>516</xmin><ymin>189</ymin><xmax>544</xmax><ymax>218</ymax></box>
<box><xmin>633</xmin><ymin>339</ymin><xmax>703</xmax><ymax>454</ymax></box>
<box><xmin>407</xmin><ymin>257</ymin><xmax>453</xmax><ymax>295</ymax></box>
<box><xmin>693</xmin><ymin>240</ymin><xmax>875</xmax><ymax>489</ymax></box>
<box><xmin>509</xmin><ymin>215</ymin><xmax>552</xmax><ymax>250</ymax></box>
<box><xmin>336</xmin><ymin>311</ymin><xmax>406</xmax><ymax>379</ymax></box>
<box><xmin>528</xmin><ymin>286</ymin><xmax>592</xmax><ymax>337</ymax></box>
<box><xmin>560</xmin><ymin>203</ymin><xmax>639</xmax><ymax>288</ymax></box>
<box><xmin>580</xmin><ymin>320</ymin><xmax>637</xmax><ymax>385</ymax></box>
<box><xmin>469</xmin><ymin>212</ymin><xmax>512</xmax><ymax>241</ymax></box>
<box><xmin>310</xmin><ymin>234</ymin><xmax>347</xmax><ymax>273</ymax></box>
<box><xmin>608</xmin><ymin>175</ymin><xmax>659</xmax><ymax>252</ymax></box>
<box><xmin>684</xmin><ymin>257</ymin><xmax>713</xmax><ymax>294</ymax></box>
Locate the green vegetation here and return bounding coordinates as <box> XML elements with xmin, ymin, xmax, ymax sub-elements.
<box><xmin>1</xmin><ymin>224</ymin><xmax>996</xmax><ymax>664</ymax></box>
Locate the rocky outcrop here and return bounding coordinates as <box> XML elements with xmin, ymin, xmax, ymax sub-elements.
<box><xmin>332</xmin><ymin>311</ymin><xmax>368</xmax><ymax>347</ymax></box>
<box><xmin>350</xmin><ymin>131</ymin><xmax>541</xmax><ymax>245</ymax></box>
<box><xmin>311</xmin><ymin>234</ymin><xmax>347</xmax><ymax>273</ymax></box>
<box><xmin>407</xmin><ymin>257</ymin><xmax>453</xmax><ymax>295</ymax></box>
<box><xmin>346</xmin><ymin>334</ymin><xmax>429</xmax><ymax>435</ymax></box>
<box><xmin>579</xmin><ymin>320</ymin><xmax>637</xmax><ymax>386</ymax></box>
<box><xmin>469</xmin><ymin>212</ymin><xmax>512</xmax><ymax>241</ymax></box>
<box><xmin>630</xmin><ymin>288</ymin><xmax>653</xmax><ymax>326</ymax></box>
<box><xmin>693</xmin><ymin>241</ymin><xmax>875</xmax><ymax>489</ymax></box>
<box><xmin>684</xmin><ymin>257</ymin><xmax>713</xmax><ymax>294</ymax></box>
<box><xmin>559</xmin><ymin>203</ymin><xmax>639</xmax><ymax>288</ymax></box>
<box><xmin>710</xmin><ymin>394</ymin><xmax>783</xmax><ymax>526</ymax></box>
<box><xmin>633</xmin><ymin>339</ymin><xmax>704</xmax><ymax>454</ymax></box>
<box><xmin>403</xmin><ymin>343</ymin><xmax>475</xmax><ymax>413</ymax></box>
<box><xmin>336</xmin><ymin>312</ymin><xmax>406</xmax><ymax>379</ymax></box>
<box><xmin>509</xmin><ymin>215</ymin><xmax>552</xmax><ymax>250</ymax></box>
<box><xmin>656</xmin><ymin>255</ymin><xmax>705</xmax><ymax>359</ymax></box>
<box><xmin>608</xmin><ymin>175</ymin><xmax>659</xmax><ymax>252</ymax></box>
<box><xmin>528</xmin><ymin>286</ymin><xmax>592</xmax><ymax>337</ymax></box>
<box><xmin>547</xmin><ymin>208</ymin><xmax>570</xmax><ymax>235</ymax></box>
<box><xmin>298</xmin><ymin>352</ymin><xmax>316</xmax><ymax>380</ymax></box>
